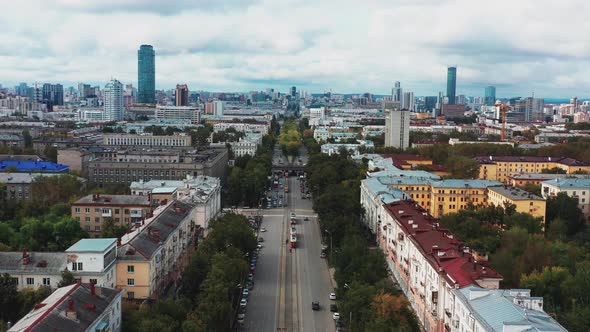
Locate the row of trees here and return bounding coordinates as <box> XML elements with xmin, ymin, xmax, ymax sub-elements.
<box><xmin>226</xmin><ymin>117</ymin><xmax>279</xmax><ymax>207</ymax></box>
<box><xmin>278</xmin><ymin>119</ymin><xmax>302</xmax><ymax>157</ymax></box>
<box><xmin>305</xmin><ymin>148</ymin><xmax>420</xmax><ymax>331</ymax></box>
<box><xmin>122</xmin><ymin>213</ymin><xmax>257</xmax><ymax>332</ymax></box>
<box><xmin>439</xmin><ymin>193</ymin><xmax>590</xmax><ymax>330</ymax></box>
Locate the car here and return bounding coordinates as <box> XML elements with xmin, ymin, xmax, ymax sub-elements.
<box><xmin>304</xmin><ymin>217</ymin><xmax>309</xmax><ymax>221</ymax></box>
<box><xmin>312</xmin><ymin>301</ymin><xmax>320</xmax><ymax>311</ymax></box>
<box><xmin>249</xmin><ymin>264</ymin><xmax>256</xmax><ymax>271</ymax></box>
<box><xmin>279</xmin><ymin>194</ymin><xmax>283</xmax><ymax>198</ymax></box>
<box><xmin>237</xmin><ymin>313</ymin><xmax>246</xmax><ymax>320</ymax></box>
<box><xmin>333</xmin><ymin>312</ymin><xmax>340</xmax><ymax>320</ymax></box>
<box><xmin>257</xmin><ymin>244</ymin><xmax>263</xmax><ymax>249</ymax></box>
<box><xmin>240</xmin><ymin>299</ymin><xmax>248</xmax><ymax>307</ymax></box>
<box><xmin>260</xmin><ymin>227</ymin><xmax>267</xmax><ymax>232</ymax></box>
<box><xmin>247</xmin><ymin>273</ymin><xmax>254</xmax><ymax>281</ymax></box>
<box><xmin>330</xmin><ymin>292</ymin><xmax>337</xmax><ymax>300</ymax></box>
<box><xmin>320</xmin><ymin>252</ymin><xmax>326</xmax><ymax>258</ymax></box>
<box><xmin>335</xmin><ymin>320</ymin><xmax>343</xmax><ymax>328</ymax></box>
<box><xmin>258</xmin><ymin>237</ymin><xmax>264</xmax><ymax>242</ymax></box>
<box><xmin>330</xmin><ymin>304</ymin><xmax>338</xmax><ymax>312</ymax></box>
<box><xmin>247</xmin><ymin>281</ymin><xmax>254</xmax><ymax>290</ymax></box>
<box><xmin>242</xmin><ymin>289</ymin><xmax>249</xmax><ymax>297</ymax></box>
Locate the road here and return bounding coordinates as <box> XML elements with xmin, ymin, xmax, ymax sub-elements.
<box><xmin>242</xmin><ymin>150</ymin><xmax>334</xmax><ymax>331</ymax></box>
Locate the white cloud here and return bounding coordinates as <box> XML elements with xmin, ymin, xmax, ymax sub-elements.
<box><xmin>0</xmin><ymin>0</ymin><xmax>589</xmax><ymax>97</ymax></box>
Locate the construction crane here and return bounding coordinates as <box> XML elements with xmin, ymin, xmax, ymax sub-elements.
<box><xmin>495</xmin><ymin>100</ymin><xmax>508</xmax><ymax>142</ymax></box>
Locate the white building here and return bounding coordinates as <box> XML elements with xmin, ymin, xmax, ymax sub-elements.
<box><xmin>0</xmin><ymin>251</ymin><xmax>66</xmax><ymax>291</ymax></box>
<box><xmin>78</xmin><ymin>108</ymin><xmax>107</xmax><ymax>123</ymax></box>
<box><xmin>308</xmin><ymin>107</ymin><xmax>326</xmax><ymax>126</ymax></box>
<box><xmin>213</xmin><ymin>100</ymin><xmax>224</xmax><ymax>116</ymax></box>
<box><xmin>9</xmin><ymin>282</ymin><xmax>125</xmax><ymax>332</ymax></box>
<box><xmin>103</xmin><ymin>79</ymin><xmax>124</xmax><ymax>121</ymax></box>
<box><xmin>320</xmin><ymin>140</ymin><xmax>374</xmax><ymax>156</ymax></box>
<box><xmin>103</xmin><ymin>133</ymin><xmax>191</xmax><ymax>147</ymax></box>
<box><xmin>65</xmin><ymin>238</ymin><xmax>118</xmax><ymax>289</ymax></box>
<box><xmin>155</xmin><ymin>106</ymin><xmax>200</xmax><ymax>124</ymax></box>
<box><xmin>384</xmin><ymin>102</ymin><xmax>409</xmax><ymax>149</ymax></box>
<box><xmin>402</xmin><ymin>91</ymin><xmax>414</xmax><ymax>111</ymax></box>
<box><xmin>213</xmin><ymin>122</ymin><xmax>269</xmax><ymax>135</ymax></box>
<box><xmin>542</xmin><ymin>178</ymin><xmax>590</xmax><ymax>217</ymax></box>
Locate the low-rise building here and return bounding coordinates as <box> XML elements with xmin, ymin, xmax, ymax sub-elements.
<box><xmin>476</xmin><ymin>156</ymin><xmax>590</xmax><ymax>183</ymax></box>
<box><xmin>103</xmin><ymin>133</ymin><xmax>191</xmax><ymax>147</ymax></box>
<box><xmin>71</xmin><ymin>194</ymin><xmax>152</xmax><ymax>237</ymax></box>
<box><xmin>0</xmin><ymin>173</ymin><xmax>86</xmax><ymax>202</ymax></box>
<box><xmin>487</xmin><ymin>186</ymin><xmax>546</xmax><ymax>225</ymax></box>
<box><xmin>320</xmin><ymin>140</ymin><xmax>374</xmax><ymax>156</ymax></box>
<box><xmin>0</xmin><ymin>251</ymin><xmax>66</xmax><ymax>291</ymax></box>
<box><xmin>155</xmin><ymin>106</ymin><xmax>200</xmax><ymax>124</ymax></box>
<box><xmin>508</xmin><ymin>172</ymin><xmax>588</xmax><ymax>187</ymax></box>
<box><xmin>212</xmin><ymin>121</ymin><xmax>269</xmax><ymax>135</ymax></box>
<box><xmin>452</xmin><ymin>286</ymin><xmax>566</xmax><ymax>332</ymax></box>
<box><xmin>65</xmin><ymin>238</ymin><xmax>118</xmax><ymax>289</ymax></box>
<box><xmin>429</xmin><ymin>179</ymin><xmax>502</xmax><ymax>218</ymax></box>
<box><xmin>0</xmin><ymin>134</ymin><xmax>24</xmax><ymax>148</ymax></box>
<box><xmin>542</xmin><ymin>178</ymin><xmax>590</xmax><ymax>218</ymax></box>
<box><xmin>0</xmin><ymin>160</ymin><xmax>69</xmax><ymax>173</ymax></box>
<box><xmin>8</xmin><ymin>282</ymin><xmax>125</xmax><ymax>332</ymax></box>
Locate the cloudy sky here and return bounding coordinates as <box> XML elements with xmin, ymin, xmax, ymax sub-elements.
<box><xmin>1</xmin><ymin>0</ymin><xmax>589</xmax><ymax>97</ymax></box>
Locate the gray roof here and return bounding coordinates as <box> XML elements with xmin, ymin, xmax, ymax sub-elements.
<box><xmin>0</xmin><ymin>173</ymin><xmax>87</xmax><ymax>185</ymax></box>
<box><xmin>74</xmin><ymin>194</ymin><xmax>150</xmax><ymax>206</ymax></box>
<box><xmin>119</xmin><ymin>200</ymin><xmax>194</xmax><ymax>260</ymax></box>
<box><xmin>0</xmin><ymin>252</ymin><xmax>67</xmax><ymax>275</ymax></box>
<box><xmin>9</xmin><ymin>283</ymin><xmax>123</xmax><ymax>332</ymax></box>
<box><xmin>489</xmin><ymin>186</ymin><xmax>544</xmax><ymax>200</ymax></box>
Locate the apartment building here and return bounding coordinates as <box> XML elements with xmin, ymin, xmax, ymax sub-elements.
<box><xmin>88</xmin><ymin>147</ymin><xmax>228</xmax><ymax>185</ymax></box>
<box><xmin>476</xmin><ymin>156</ymin><xmax>590</xmax><ymax>183</ymax></box>
<box><xmin>488</xmin><ymin>186</ymin><xmax>546</xmax><ymax>225</ymax></box>
<box><xmin>213</xmin><ymin>121</ymin><xmax>269</xmax><ymax>135</ymax></box>
<box><xmin>0</xmin><ymin>173</ymin><xmax>86</xmax><ymax>202</ymax></box>
<box><xmin>71</xmin><ymin>194</ymin><xmax>152</xmax><ymax>237</ymax></box>
<box><xmin>380</xmin><ymin>201</ymin><xmax>502</xmax><ymax>331</ymax></box>
<box><xmin>155</xmin><ymin>106</ymin><xmax>200</xmax><ymax>124</ymax></box>
<box><xmin>542</xmin><ymin>178</ymin><xmax>590</xmax><ymax>218</ymax></box>
<box><xmin>103</xmin><ymin>133</ymin><xmax>191</xmax><ymax>147</ymax></box>
<box><xmin>508</xmin><ymin>173</ymin><xmax>589</xmax><ymax>187</ymax></box>
<box><xmin>0</xmin><ymin>251</ymin><xmax>66</xmax><ymax>290</ymax></box>
<box><xmin>9</xmin><ymin>283</ymin><xmax>125</xmax><ymax>332</ymax></box>
<box><xmin>430</xmin><ymin>180</ymin><xmax>502</xmax><ymax>218</ymax></box>
<box><xmin>65</xmin><ymin>238</ymin><xmax>118</xmax><ymax>289</ymax></box>
<box><xmin>115</xmin><ymin>200</ymin><xmax>199</xmax><ymax>300</ymax></box>
<box><xmin>360</xmin><ymin>177</ymin><xmax>409</xmax><ymax>235</ymax></box>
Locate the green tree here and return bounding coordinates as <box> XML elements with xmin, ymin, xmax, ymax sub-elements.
<box><xmin>520</xmin><ymin>266</ymin><xmax>572</xmax><ymax>313</ymax></box>
<box><xmin>0</xmin><ymin>273</ymin><xmax>20</xmax><ymax>323</ymax></box>
<box><xmin>102</xmin><ymin>217</ymin><xmax>129</xmax><ymax>239</ymax></box>
<box><xmin>546</xmin><ymin>193</ymin><xmax>586</xmax><ymax>237</ymax></box>
<box><xmin>58</xmin><ymin>270</ymin><xmax>76</xmax><ymax>287</ymax></box>
<box><xmin>22</xmin><ymin>130</ymin><xmax>32</xmax><ymax>148</ymax></box>
<box><xmin>43</xmin><ymin>145</ymin><xmax>58</xmax><ymax>163</ymax></box>
<box><xmin>444</xmin><ymin>155</ymin><xmax>480</xmax><ymax>178</ymax></box>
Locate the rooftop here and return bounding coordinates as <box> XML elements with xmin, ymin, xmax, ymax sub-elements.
<box><xmin>455</xmin><ymin>286</ymin><xmax>567</xmax><ymax>332</ymax></box>
<box><xmin>431</xmin><ymin>179</ymin><xmax>502</xmax><ymax>189</ymax></box>
<box><xmin>0</xmin><ymin>160</ymin><xmax>69</xmax><ymax>173</ymax></box>
<box><xmin>9</xmin><ymin>283</ymin><xmax>124</xmax><ymax>332</ymax></box>
<box><xmin>0</xmin><ymin>251</ymin><xmax>66</xmax><ymax>275</ymax></box>
<box><xmin>384</xmin><ymin>201</ymin><xmax>502</xmax><ymax>288</ymax></box>
<box><xmin>509</xmin><ymin>173</ymin><xmax>588</xmax><ymax>181</ymax></box>
<box><xmin>543</xmin><ymin>178</ymin><xmax>590</xmax><ymax>189</ymax></box>
<box><xmin>362</xmin><ymin>177</ymin><xmax>408</xmax><ymax>204</ymax></box>
<box><xmin>475</xmin><ymin>155</ymin><xmax>589</xmax><ymax>166</ymax></box>
<box><xmin>66</xmin><ymin>238</ymin><xmax>117</xmax><ymax>253</ymax></box>
<box><xmin>488</xmin><ymin>186</ymin><xmax>544</xmax><ymax>200</ymax></box>
<box><xmin>73</xmin><ymin>194</ymin><xmax>151</xmax><ymax>206</ymax></box>
<box><xmin>151</xmin><ymin>187</ymin><xmax>177</xmax><ymax>194</ymax></box>
<box><xmin>0</xmin><ymin>173</ymin><xmax>87</xmax><ymax>184</ymax></box>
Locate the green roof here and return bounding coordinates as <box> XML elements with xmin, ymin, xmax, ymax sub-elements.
<box><xmin>66</xmin><ymin>238</ymin><xmax>117</xmax><ymax>253</ymax></box>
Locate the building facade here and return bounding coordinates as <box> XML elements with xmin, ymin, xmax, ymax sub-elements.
<box><xmin>446</xmin><ymin>66</ymin><xmax>457</xmax><ymax>105</ymax></box>
<box><xmin>542</xmin><ymin>178</ymin><xmax>590</xmax><ymax>218</ymax></box>
<box><xmin>155</xmin><ymin>106</ymin><xmax>200</xmax><ymax>124</ymax></box>
<box><xmin>175</xmin><ymin>84</ymin><xmax>189</xmax><ymax>106</ymax></box>
<box><xmin>103</xmin><ymin>133</ymin><xmax>191</xmax><ymax>147</ymax></box>
<box><xmin>104</xmin><ymin>79</ymin><xmax>124</xmax><ymax>121</ymax></box>
<box><xmin>137</xmin><ymin>45</ymin><xmax>155</xmax><ymax>104</ymax></box>
<box><xmin>487</xmin><ymin>186</ymin><xmax>546</xmax><ymax>225</ymax></box>
<box><xmin>71</xmin><ymin>194</ymin><xmax>152</xmax><ymax>237</ymax></box>
<box><xmin>476</xmin><ymin>156</ymin><xmax>590</xmax><ymax>183</ymax></box>
<box><xmin>384</xmin><ymin>101</ymin><xmax>409</xmax><ymax>149</ymax></box>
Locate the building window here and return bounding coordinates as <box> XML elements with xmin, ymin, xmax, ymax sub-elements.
<box><xmin>127</xmin><ymin>278</ymin><xmax>135</xmax><ymax>286</ymax></box>
<box><xmin>95</xmin><ymin>208</ymin><xmax>100</xmax><ymax>213</ymax></box>
<box><xmin>78</xmin><ymin>262</ymin><xmax>83</xmax><ymax>271</ymax></box>
<box><xmin>95</xmin><ymin>217</ymin><xmax>100</xmax><ymax>223</ymax></box>
<box><xmin>127</xmin><ymin>265</ymin><xmax>135</xmax><ymax>273</ymax></box>
<box><xmin>85</xmin><ymin>217</ymin><xmax>91</xmax><ymax>222</ymax></box>
<box><xmin>26</xmin><ymin>277</ymin><xmax>34</xmax><ymax>285</ymax></box>
<box><xmin>115</xmin><ymin>209</ymin><xmax>120</xmax><ymax>214</ymax></box>
<box><xmin>42</xmin><ymin>278</ymin><xmax>50</xmax><ymax>286</ymax></box>
<box><xmin>90</xmin><ymin>279</ymin><xmax>97</xmax><ymax>284</ymax></box>
<box><xmin>128</xmin><ymin>291</ymin><xmax>135</xmax><ymax>299</ymax></box>
<box><xmin>75</xmin><ymin>207</ymin><xmax>81</xmax><ymax>213</ymax></box>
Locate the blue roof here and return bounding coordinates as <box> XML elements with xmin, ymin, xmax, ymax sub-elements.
<box><xmin>66</xmin><ymin>238</ymin><xmax>117</xmax><ymax>252</ymax></box>
<box><xmin>0</xmin><ymin>160</ymin><xmax>69</xmax><ymax>173</ymax></box>
<box><xmin>543</xmin><ymin>178</ymin><xmax>590</xmax><ymax>189</ymax></box>
<box><xmin>363</xmin><ymin>177</ymin><xmax>408</xmax><ymax>204</ymax></box>
<box><xmin>431</xmin><ymin>179</ymin><xmax>502</xmax><ymax>189</ymax></box>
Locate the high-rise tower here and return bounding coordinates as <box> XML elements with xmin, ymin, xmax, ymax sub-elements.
<box><xmin>446</xmin><ymin>66</ymin><xmax>457</xmax><ymax>105</ymax></box>
<box><xmin>137</xmin><ymin>45</ymin><xmax>155</xmax><ymax>104</ymax></box>
<box><xmin>484</xmin><ymin>86</ymin><xmax>496</xmax><ymax>106</ymax></box>
<box><xmin>175</xmin><ymin>84</ymin><xmax>189</xmax><ymax>106</ymax></box>
<box><xmin>104</xmin><ymin>79</ymin><xmax>124</xmax><ymax>121</ymax></box>
<box><xmin>392</xmin><ymin>81</ymin><xmax>402</xmax><ymax>103</ymax></box>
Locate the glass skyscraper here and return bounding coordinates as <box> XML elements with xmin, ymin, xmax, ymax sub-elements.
<box><xmin>137</xmin><ymin>45</ymin><xmax>155</xmax><ymax>104</ymax></box>
<box><xmin>484</xmin><ymin>85</ymin><xmax>496</xmax><ymax>106</ymax></box>
<box><xmin>446</xmin><ymin>66</ymin><xmax>457</xmax><ymax>105</ymax></box>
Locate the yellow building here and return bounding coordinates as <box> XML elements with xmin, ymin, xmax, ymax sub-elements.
<box><xmin>487</xmin><ymin>186</ymin><xmax>546</xmax><ymax>227</ymax></box>
<box><xmin>476</xmin><ymin>156</ymin><xmax>590</xmax><ymax>183</ymax></box>
<box><xmin>429</xmin><ymin>180</ymin><xmax>502</xmax><ymax>218</ymax></box>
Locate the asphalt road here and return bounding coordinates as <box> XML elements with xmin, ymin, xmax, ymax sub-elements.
<box><xmin>241</xmin><ymin>175</ymin><xmax>334</xmax><ymax>332</ymax></box>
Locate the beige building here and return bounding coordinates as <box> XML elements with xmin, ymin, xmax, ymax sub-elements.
<box><xmin>71</xmin><ymin>194</ymin><xmax>152</xmax><ymax>237</ymax></box>
<box><xmin>488</xmin><ymin>186</ymin><xmax>546</xmax><ymax>226</ymax></box>
<box><xmin>103</xmin><ymin>133</ymin><xmax>191</xmax><ymax>147</ymax></box>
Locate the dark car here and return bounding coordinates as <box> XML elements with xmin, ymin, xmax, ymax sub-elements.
<box><xmin>330</xmin><ymin>304</ymin><xmax>338</xmax><ymax>312</ymax></box>
<box><xmin>312</xmin><ymin>301</ymin><xmax>320</xmax><ymax>311</ymax></box>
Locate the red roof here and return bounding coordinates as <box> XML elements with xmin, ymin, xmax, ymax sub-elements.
<box><xmin>384</xmin><ymin>201</ymin><xmax>502</xmax><ymax>287</ymax></box>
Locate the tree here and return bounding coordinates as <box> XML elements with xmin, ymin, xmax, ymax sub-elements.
<box><xmin>444</xmin><ymin>155</ymin><xmax>480</xmax><ymax>178</ymax></box>
<box><xmin>520</xmin><ymin>266</ymin><xmax>572</xmax><ymax>313</ymax></box>
<box><xmin>102</xmin><ymin>217</ymin><xmax>129</xmax><ymax>239</ymax></box>
<box><xmin>58</xmin><ymin>270</ymin><xmax>76</xmax><ymax>287</ymax></box>
<box><xmin>0</xmin><ymin>273</ymin><xmax>20</xmax><ymax>323</ymax></box>
<box><xmin>22</xmin><ymin>130</ymin><xmax>32</xmax><ymax>148</ymax></box>
<box><xmin>43</xmin><ymin>145</ymin><xmax>58</xmax><ymax>162</ymax></box>
<box><xmin>542</xmin><ymin>167</ymin><xmax>567</xmax><ymax>174</ymax></box>
<box><xmin>546</xmin><ymin>193</ymin><xmax>586</xmax><ymax>237</ymax></box>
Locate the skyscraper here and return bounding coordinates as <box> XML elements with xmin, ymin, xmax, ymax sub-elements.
<box><xmin>291</xmin><ymin>86</ymin><xmax>297</xmax><ymax>98</ymax></box>
<box><xmin>446</xmin><ymin>66</ymin><xmax>457</xmax><ymax>105</ymax></box>
<box><xmin>484</xmin><ymin>86</ymin><xmax>496</xmax><ymax>106</ymax></box>
<box><xmin>402</xmin><ymin>91</ymin><xmax>414</xmax><ymax>111</ymax></box>
<box><xmin>137</xmin><ymin>45</ymin><xmax>155</xmax><ymax>104</ymax></box>
<box><xmin>392</xmin><ymin>81</ymin><xmax>402</xmax><ymax>102</ymax></box>
<box><xmin>42</xmin><ymin>83</ymin><xmax>63</xmax><ymax>111</ymax></box>
<box><xmin>104</xmin><ymin>79</ymin><xmax>124</xmax><ymax>121</ymax></box>
<box><xmin>384</xmin><ymin>101</ymin><xmax>409</xmax><ymax>149</ymax></box>
<box><xmin>175</xmin><ymin>84</ymin><xmax>189</xmax><ymax>106</ymax></box>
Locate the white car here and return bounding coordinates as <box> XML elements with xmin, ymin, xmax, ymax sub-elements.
<box><xmin>257</xmin><ymin>244</ymin><xmax>263</xmax><ymax>249</ymax></box>
<box><xmin>333</xmin><ymin>312</ymin><xmax>340</xmax><ymax>320</ymax></box>
<box><xmin>240</xmin><ymin>299</ymin><xmax>248</xmax><ymax>307</ymax></box>
<box><xmin>330</xmin><ymin>292</ymin><xmax>337</xmax><ymax>300</ymax></box>
<box><xmin>242</xmin><ymin>289</ymin><xmax>249</xmax><ymax>297</ymax></box>
<box><xmin>260</xmin><ymin>227</ymin><xmax>267</xmax><ymax>232</ymax></box>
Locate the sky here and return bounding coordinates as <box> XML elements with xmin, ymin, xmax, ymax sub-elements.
<box><xmin>1</xmin><ymin>0</ymin><xmax>590</xmax><ymax>98</ymax></box>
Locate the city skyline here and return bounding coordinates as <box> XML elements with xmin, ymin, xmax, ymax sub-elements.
<box><xmin>1</xmin><ymin>0</ymin><xmax>589</xmax><ymax>97</ymax></box>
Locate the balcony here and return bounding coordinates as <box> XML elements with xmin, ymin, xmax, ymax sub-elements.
<box><xmin>102</xmin><ymin>210</ymin><xmax>112</xmax><ymax>217</ymax></box>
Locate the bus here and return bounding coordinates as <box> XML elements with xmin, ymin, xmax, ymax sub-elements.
<box><xmin>290</xmin><ymin>234</ymin><xmax>297</xmax><ymax>248</ymax></box>
<box><xmin>285</xmin><ymin>186</ymin><xmax>289</xmax><ymax>193</ymax></box>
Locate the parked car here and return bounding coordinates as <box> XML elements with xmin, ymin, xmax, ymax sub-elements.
<box><xmin>240</xmin><ymin>299</ymin><xmax>248</xmax><ymax>307</ymax></box>
<box><xmin>312</xmin><ymin>301</ymin><xmax>320</xmax><ymax>311</ymax></box>
<box><xmin>320</xmin><ymin>252</ymin><xmax>326</xmax><ymax>258</ymax></box>
<box><xmin>242</xmin><ymin>289</ymin><xmax>249</xmax><ymax>298</ymax></box>
<box><xmin>260</xmin><ymin>227</ymin><xmax>267</xmax><ymax>232</ymax></box>
<box><xmin>304</xmin><ymin>217</ymin><xmax>309</xmax><ymax>221</ymax></box>
<box><xmin>333</xmin><ymin>312</ymin><xmax>340</xmax><ymax>320</ymax></box>
<box><xmin>330</xmin><ymin>292</ymin><xmax>337</xmax><ymax>300</ymax></box>
<box><xmin>258</xmin><ymin>237</ymin><xmax>264</xmax><ymax>242</ymax></box>
<box><xmin>330</xmin><ymin>304</ymin><xmax>338</xmax><ymax>312</ymax></box>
